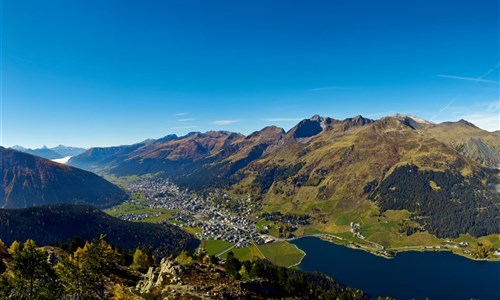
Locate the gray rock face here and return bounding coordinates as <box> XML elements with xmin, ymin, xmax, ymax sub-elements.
<box><xmin>136</xmin><ymin>258</ymin><xmax>181</xmax><ymax>294</ymax></box>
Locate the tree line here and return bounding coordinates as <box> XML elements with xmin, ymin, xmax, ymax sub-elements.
<box><xmin>371</xmin><ymin>165</ymin><xmax>500</xmax><ymax>238</ymax></box>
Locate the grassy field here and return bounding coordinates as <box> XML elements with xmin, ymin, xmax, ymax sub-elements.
<box><xmin>105</xmin><ymin>202</ymin><xmax>177</xmax><ymax>224</ymax></box>
<box><xmin>184</xmin><ymin>226</ymin><xmax>202</xmax><ymax>235</ymax></box>
<box><xmin>258</xmin><ymin>241</ymin><xmax>305</xmax><ymax>267</ymax></box>
<box><xmin>255</xmin><ymin>219</ymin><xmax>281</xmax><ymax>237</ymax></box>
<box><xmin>102</xmin><ymin>173</ymin><xmax>155</xmax><ymax>189</ymax></box>
<box><xmin>202</xmin><ymin>240</ymin><xmax>234</xmax><ymax>256</ymax></box>
<box><xmin>203</xmin><ymin>239</ymin><xmax>305</xmax><ymax>267</ymax></box>
<box><xmin>220</xmin><ymin>244</ymin><xmax>264</xmax><ymax>261</ymax></box>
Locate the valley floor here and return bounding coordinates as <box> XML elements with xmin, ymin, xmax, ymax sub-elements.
<box><xmin>104</xmin><ymin>176</ymin><xmax>500</xmax><ymax>264</ymax></box>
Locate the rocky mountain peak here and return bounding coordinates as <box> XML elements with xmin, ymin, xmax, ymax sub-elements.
<box><xmin>457</xmin><ymin>119</ymin><xmax>478</xmax><ymax>128</ymax></box>
<box><xmin>310</xmin><ymin>114</ymin><xmax>323</xmax><ymax>121</ymax></box>
<box><xmin>293</xmin><ymin>117</ymin><xmax>324</xmax><ymax>139</ymax></box>
<box><xmin>342</xmin><ymin>115</ymin><xmax>374</xmax><ymax>130</ymax></box>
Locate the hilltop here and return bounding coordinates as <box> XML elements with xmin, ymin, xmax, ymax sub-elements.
<box><xmin>1</xmin><ymin>147</ymin><xmax>127</xmax><ymax>208</ymax></box>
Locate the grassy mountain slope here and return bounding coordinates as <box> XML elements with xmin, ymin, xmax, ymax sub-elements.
<box><xmin>1</xmin><ymin>147</ymin><xmax>127</xmax><ymax>208</ymax></box>
<box><xmin>372</xmin><ymin>164</ymin><xmax>499</xmax><ymax>238</ymax></box>
<box><xmin>67</xmin><ymin>115</ymin><xmax>500</xmax><ymax>241</ymax></box>
<box><xmin>67</xmin><ymin>141</ymin><xmax>151</xmax><ymax>172</ymax></box>
<box><xmin>421</xmin><ymin>120</ymin><xmax>500</xmax><ymax>168</ymax></box>
<box><xmin>230</xmin><ymin>117</ymin><xmax>498</xmax><ymax>238</ymax></box>
<box><xmin>71</xmin><ymin>128</ymin><xmax>286</xmax><ymax>189</ymax></box>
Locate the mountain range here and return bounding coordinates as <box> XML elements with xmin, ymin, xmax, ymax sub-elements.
<box><xmin>11</xmin><ymin>145</ymin><xmax>87</xmax><ymax>160</ymax></box>
<box><xmin>67</xmin><ymin>114</ymin><xmax>500</xmax><ymax>240</ymax></box>
<box><xmin>1</xmin><ymin>147</ymin><xmax>127</xmax><ymax>208</ymax></box>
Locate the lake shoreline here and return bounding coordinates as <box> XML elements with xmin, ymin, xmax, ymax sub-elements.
<box><xmin>286</xmin><ymin>243</ymin><xmax>307</xmax><ymax>268</ymax></box>
<box><xmin>291</xmin><ymin>236</ymin><xmax>500</xmax><ymax>300</ymax></box>
<box><xmin>286</xmin><ymin>234</ymin><xmax>500</xmax><ymax>262</ymax></box>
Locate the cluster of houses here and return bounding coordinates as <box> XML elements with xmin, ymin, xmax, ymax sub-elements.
<box><xmin>126</xmin><ymin>178</ymin><xmax>265</xmax><ymax>248</ymax></box>
<box><xmin>119</xmin><ymin>212</ymin><xmax>159</xmax><ymax>222</ymax></box>
<box><xmin>350</xmin><ymin>222</ymin><xmax>366</xmax><ymax>239</ymax></box>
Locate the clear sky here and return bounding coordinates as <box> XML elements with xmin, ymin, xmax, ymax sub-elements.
<box><xmin>1</xmin><ymin>0</ymin><xmax>499</xmax><ymax>148</ymax></box>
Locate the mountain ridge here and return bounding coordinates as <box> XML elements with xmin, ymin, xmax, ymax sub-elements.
<box><xmin>11</xmin><ymin>144</ymin><xmax>87</xmax><ymax>160</ymax></box>
<box><xmin>1</xmin><ymin>147</ymin><xmax>128</xmax><ymax>208</ymax></box>
<box><xmin>66</xmin><ymin>114</ymin><xmax>500</xmax><ymax>239</ymax></box>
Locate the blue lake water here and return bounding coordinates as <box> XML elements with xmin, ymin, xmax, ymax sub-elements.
<box><xmin>292</xmin><ymin>237</ymin><xmax>500</xmax><ymax>300</ymax></box>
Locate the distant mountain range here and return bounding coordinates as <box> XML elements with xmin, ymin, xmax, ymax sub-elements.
<box><xmin>68</xmin><ymin>114</ymin><xmax>500</xmax><ymax>239</ymax></box>
<box><xmin>0</xmin><ymin>204</ymin><xmax>198</xmax><ymax>257</ymax></box>
<box><xmin>11</xmin><ymin>144</ymin><xmax>87</xmax><ymax>160</ymax></box>
<box><xmin>1</xmin><ymin>147</ymin><xmax>127</xmax><ymax>208</ymax></box>
<box><xmin>69</xmin><ymin>114</ymin><xmax>500</xmax><ymax>177</ymax></box>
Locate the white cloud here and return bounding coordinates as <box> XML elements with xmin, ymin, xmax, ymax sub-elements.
<box><xmin>263</xmin><ymin>118</ymin><xmax>302</xmax><ymax>122</ymax></box>
<box><xmin>212</xmin><ymin>120</ymin><xmax>238</xmax><ymax>126</ymax></box>
<box><xmin>461</xmin><ymin>113</ymin><xmax>499</xmax><ymax>131</ymax></box>
<box><xmin>177</xmin><ymin>118</ymin><xmax>194</xmax><ymax>122</ymax></box>
<box><xmin>436</xmin><ymin>100</ymin><xmax>500</xmax><ymax>132</ymax></box>
<box><xmin>462</xmin><ymin>101</ymin><xmax>499</xmax><ymax>131</ymax></box>
<box><xmin>485</xmin><ymin>101</ymin><xmax>500</xmax><ymax>111</ymax></box>
<box><xmin>175</xmin><ymin>112</ymin><xmax>189</xmax><ymax>116</ymax></box>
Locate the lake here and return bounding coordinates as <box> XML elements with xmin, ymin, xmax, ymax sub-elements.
<box><xmin>292</xmin><ymin>237</ymin><xmax>500</xmax><ymax>299</ymax></box>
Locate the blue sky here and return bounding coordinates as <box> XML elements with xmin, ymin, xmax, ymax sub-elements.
<box><xmin>1</xmin><ymin>0</ymin><xmax>499</xmax><ymax>148</ymax></box>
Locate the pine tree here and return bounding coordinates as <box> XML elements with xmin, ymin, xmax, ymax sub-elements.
<box><xmin>11</xmin><ymin>239</ymin><xmax>62</xmax><ymax>299</ymax></box>
<box><xmin>57</xmin><ymin>235</ymin><xmax>117</xmax><ymax>299</ymax></box>
<box><xmin>0</xmin><ymin>239</ymin><xmax>5</xmax><ymax>256</ymax></box>
<box><xmin>8</xmin><ymin>240</ymin><xmax>21</xmax><ymax>255</ymax></box>
<box><xmin>175</xmin><ymin>251</ymin><xmax>193</xmax><ymax>267</ymax></box>
<box><xmin>225</xmin><ymin>251</ymin><xmax>241</xmax><ymax>279</ymax></box>
<box><xmin>130</xmin><ymin>248</ymin><xmax>150</xmax><ymax>271</ymax></box>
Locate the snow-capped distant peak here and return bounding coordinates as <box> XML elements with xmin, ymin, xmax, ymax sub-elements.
<box><xmin>393</xmin><ymin>114</ymin><xmax>433</xmax><ymax>125</ymax></box>
<box><xmin>11</xmin><ymin>145</ymin><xmax>27</xmax><ymax>151</ymax></box>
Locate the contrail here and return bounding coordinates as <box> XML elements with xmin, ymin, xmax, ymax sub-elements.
<box><xmin>476</xmin><ymin>63</ymin><xmax>500</xmax><ymax>82</ymax></box>
<box><xmin>437</xmin><ymin>74</ymin><xmax>499</xmax><ymax>84</ymax></box>
<box><xmin>430</xmin><ymin>99</ymin><xmax>456</xmax><ymax>122</ymax></box>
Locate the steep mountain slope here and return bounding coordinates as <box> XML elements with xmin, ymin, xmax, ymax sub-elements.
<box><xmin>70</xmin><ymin>129</ymin><xmax>285</xmax><ymax>189</ymax></box>
<box><xmin>11</xmin><ymin>145</ymin><xmax>64</xmax><ymax>160</ymax></box>
<box><xmin>1</xmin><ymin>147</ymin><xmax>127</xmax><ymax>208</ymax></box>
<box><xmin>230</xmin><ymin>117</ymin><xmax>499</xmax><ymax>238</ymax></box>
<box><xmin>68</xmin><ymin>135</ymin><xmax>180</xmax><ymax>172</ymax></box>
<box><xmin>84</xmin><ymin>131</ymin><xmax>244</xmax><ymax>181</ymax></box>
<box><xmin>421</xmin><ymin>120</ymin><xmax>500</xmax><ymax>168</ymax></box>
<box><xmin>0</xmin><ymin>204</ymin><xmax>198</xmax><ymax>257</ymax></box>
<box><xmin>68</xmin><ymin>141</ymin><xmax>151</xmax><ymax>172</ymax></box>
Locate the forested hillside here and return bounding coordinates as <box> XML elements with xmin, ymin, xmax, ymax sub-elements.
<box><xmin>0</xmin><ymin>204</ymin><xmax>198</xmax><ymax>258</ymax></box>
